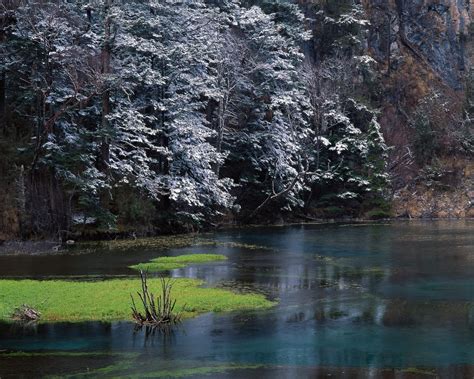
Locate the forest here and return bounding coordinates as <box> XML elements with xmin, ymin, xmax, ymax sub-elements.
<box><xmin>0</xmin><ymin>0</ymin><xmax>472</xmax><ymax>239</ymax></box>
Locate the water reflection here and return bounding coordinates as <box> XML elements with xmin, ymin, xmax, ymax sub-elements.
<box><xmin>1</xmin><ymin>220</ymin><xmax>474</xmax><ymax>377</ymax></box>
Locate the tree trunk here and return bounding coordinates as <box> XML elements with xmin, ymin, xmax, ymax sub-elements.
<box><xmin>215</xmin><ymin>98</ymin><xmax>225</xmax><ymax>176</ymax></box>
<box><xmin>0</xmin><ymin>71</ymin><xmax>5</xmax><ymax>135</ymax></box>
<box><xmin>0</xmin><ymin>8</ymin><xmax>8</xmax><ymax>135</ymax></box>
<box><xmin>16</xmin><ymin>165</ymin><xmax>27</xmax><ymax>237</ymax></box>
<box><xmin>99</xmin><ymin>0</ymin><xmax>112</xmax><ymax>207</ymax></box>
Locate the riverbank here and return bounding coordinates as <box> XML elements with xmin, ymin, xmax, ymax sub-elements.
<box><xmin>1</xmin><ymin>218</ymin><xmax>472</xmax><ymax>256</ymax></box>
<box><xmin>0</xmin><ymin>217</ymin><xmax>474</xmax><ymax>256</ymax></box>
<box><xmin>0</xmin><ymin>233</ymin><xmax>205</xmax><ymax>256</ymax></box>
<box><xmin>0</xmin><ymin>240</ymin><xmax>65</xmax><ymax>256</ymax></box>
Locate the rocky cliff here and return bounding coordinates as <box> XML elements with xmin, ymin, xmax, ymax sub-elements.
<box><xmin>392</xmin><ymin>158</ymin><xmax>473</xmax><ymax>218</ymax></box>
<box><xmin>362</xmin><ymin>0</ymin><xmax>473</xmax><ymax>218</ymax></box>
<box><xmin>364</xmin><ymin>0</ymin><xmax>472</xmax><ymax>88</ymax></box>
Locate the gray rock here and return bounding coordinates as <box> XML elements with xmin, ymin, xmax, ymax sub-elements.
<box><xmin>365</xmin><ymin>0</ymin><xmax>470</xmax><ymax>89</ymax></box>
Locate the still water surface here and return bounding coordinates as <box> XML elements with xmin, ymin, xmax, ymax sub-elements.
<box><xmin>0</xmin><ymin>221</ymin><xmax>473</xmax><ymax>377</ymax></box>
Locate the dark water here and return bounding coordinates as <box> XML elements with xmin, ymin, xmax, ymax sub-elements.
<box><xmin>1</xmin><ymin>221</ymin><xmax>474</xmax><ymax>378</ymax></box>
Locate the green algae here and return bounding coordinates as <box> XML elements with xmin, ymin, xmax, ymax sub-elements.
<box><xmin>314</xmin><ymin>255</ymin><xmax>386</xmax><ymax>278</ymax></box>
<box><xmin>402</xmin><ymin>367</ymin><xmax>437</xmax><ymax>376</ymax></box>
<box><xmin>73</xmin><ymin>235</ymin><xmax>270</xmax><ymax>256</ymax></box>
<box><xmin>60</xmin><ymin>360</ymin><xmax>263</xmax><ymax>379</ymax></box>
<box><xmin>127</xmin><ymin>364</ymin><xmax>263</xmax><ymax>378</ymax></box>
<box><xmin>1</xmin><ymin>351</ymin><xmax>138</xmax><ymax>359</ymax></box>
<box><xmin>73</xmin><ymin>234</ymin><xmax>205</xmax><ymax>253</ymax></box>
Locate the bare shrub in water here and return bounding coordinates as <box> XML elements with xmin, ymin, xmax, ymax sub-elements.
<box><xmin>130</xmin><ymin>271</ymin><xmax>182</xmax><ymax>326</ymax></box>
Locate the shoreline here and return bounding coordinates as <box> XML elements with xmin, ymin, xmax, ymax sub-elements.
<box><xmin>1</xmin><ymin>217</ymin><xmax>472</xmax><ymax>256</ymax></box>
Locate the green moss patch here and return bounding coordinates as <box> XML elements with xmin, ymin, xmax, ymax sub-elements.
<box><xmin>0</xmin><ymin>351</ymin><xmax>137</xmax><ymax>358</ymax></box>
<box><xmin>73</xmin><ymin>235</ymin><xmax>205</xmax><ymax>254</ymax></box>
<box><xmin>0</xmin><ymin>278</ymin><xmax>274</xmax><ymax>322</ymax></box>
<box><xmin>73</xmin><ymin>236</ymin><xmax>269</xmax><ymax>256</ymax></box>
<box><xmin>402</xmin><ymin>367</ymin><xmax>437</xmax><ymax>376</ymax></box>
<box><xmin>0</xmin><ymin>352</ymin><xmax>136</xmax><ymax>379</ymax></box>
<box><xmin>129</xmin><ymin>254</ymin><xmax>227</xmax><ymax>272</ymax></box>
<box><xmin>314</xmin><ymin>255</ymin><xmax>386</xmax><ymax>278</ymax></box>
<box><xmin>70</xmin><ymin>363</ymin><xmax>263</xmax><ymax>379</ymax></box>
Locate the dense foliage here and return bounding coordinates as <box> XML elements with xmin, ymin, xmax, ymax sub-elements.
<box><xmin>1</xmin><ymin>0</ymin><xmax>388</xmax><ymax>236</ymax></box>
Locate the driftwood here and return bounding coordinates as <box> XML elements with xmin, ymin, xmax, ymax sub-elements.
<box><xmin>11</xmin><ymin>304</ymin><xmax>41</xmax><ymax>322</ymax></box>
<box><xmin>130</xmin><ymin>271</ymin><xmax>182</xmax><ymax>327</ymax></box>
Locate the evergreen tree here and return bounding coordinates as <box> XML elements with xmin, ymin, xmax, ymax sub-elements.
<box><xmin>1</xmin><ymin>0</ymin><xmax>391</xmax><ymax>234</ymax></box>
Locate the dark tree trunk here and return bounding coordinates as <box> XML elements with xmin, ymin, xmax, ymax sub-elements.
<box><xmin>0</xmin><ymin>71</ymin><xmax>5</xmax><ymax>135</ymax></box>
<box><xmin>99</xmin><ymin>0</ymin><xmax>112</xmax><ymax>208</ymax></box>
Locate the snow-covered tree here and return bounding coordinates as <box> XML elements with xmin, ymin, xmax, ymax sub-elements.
<box><xmin>1</xmin><ymin>0</ymin><xmax>391</xmax><ymax>234</ymax></box>
<box><xmin>225</xmin><ymin>4</ymin><xmax>314</xmax><ymax>217</ymax></box>
<box><xmin>297</xmin><ymin>1</ymin><xmax>388</xmax><ymax>214</ymax></box>
<box><xmin>156</xmin><ymin>0</ymin><xmax>235</xmax><ymax>224</ymax></box>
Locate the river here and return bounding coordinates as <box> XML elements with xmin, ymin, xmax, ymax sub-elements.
<box><xmin>1</xmin><ymin>220</ymin><xmax>473</xmax><ymax>378</ymax></box>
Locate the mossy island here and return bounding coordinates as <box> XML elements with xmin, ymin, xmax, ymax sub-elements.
<box><xmin>0</xmin><ymin>253</ymin><xmax>273</xmax><ymax>323</ymax></box>
<box><xmin>129</xmin><ymin>253</ymin><xmax>228</xmax><ymax>272</ymax></box>
<box><xmin>0</xmin><ymin>278</ymin><xmax>274</xmax><ymax>323</ymax></box>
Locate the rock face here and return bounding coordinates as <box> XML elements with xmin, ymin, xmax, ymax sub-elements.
<box><xmin>392</xmin><ymin>159</ymin><xmax>474</xmax><ymax>218</ymax></box>
<box><xmin>361</xmin><ymin>0</ymin><xmax>473</xmax><ymax>219</ymax></box>
<box><xmin>364</xmin><ymin>0</ymin><xmax>473</xmax><ymax>89</ymax></box>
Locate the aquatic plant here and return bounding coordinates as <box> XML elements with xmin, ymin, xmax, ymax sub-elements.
<box><xmin>131</xmin><ymin>271</ymin><xmax>182</xmax><ymax>326</ymax></box>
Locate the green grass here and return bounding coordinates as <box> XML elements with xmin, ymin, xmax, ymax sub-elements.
<box><xmin>129</xmin><ymin>254</ymin><xmax>227</xmax><ymax>272</ymax></box>
<box><xmin>0</xmin><ymin>278</ymin><xmax>274</xmax><ymax>322</ymax></box>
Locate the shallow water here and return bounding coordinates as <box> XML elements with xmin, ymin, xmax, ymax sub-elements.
<box><xmin>1</xmin><ymin>220</ymin><xmax>473</xmax><ymax>377</ymax></box>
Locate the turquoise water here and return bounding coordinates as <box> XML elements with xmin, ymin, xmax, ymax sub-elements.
<box><xmin>0</xmin><ymin>220</ymin><xmax>473</xmax><ymax>377</ymax></box>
